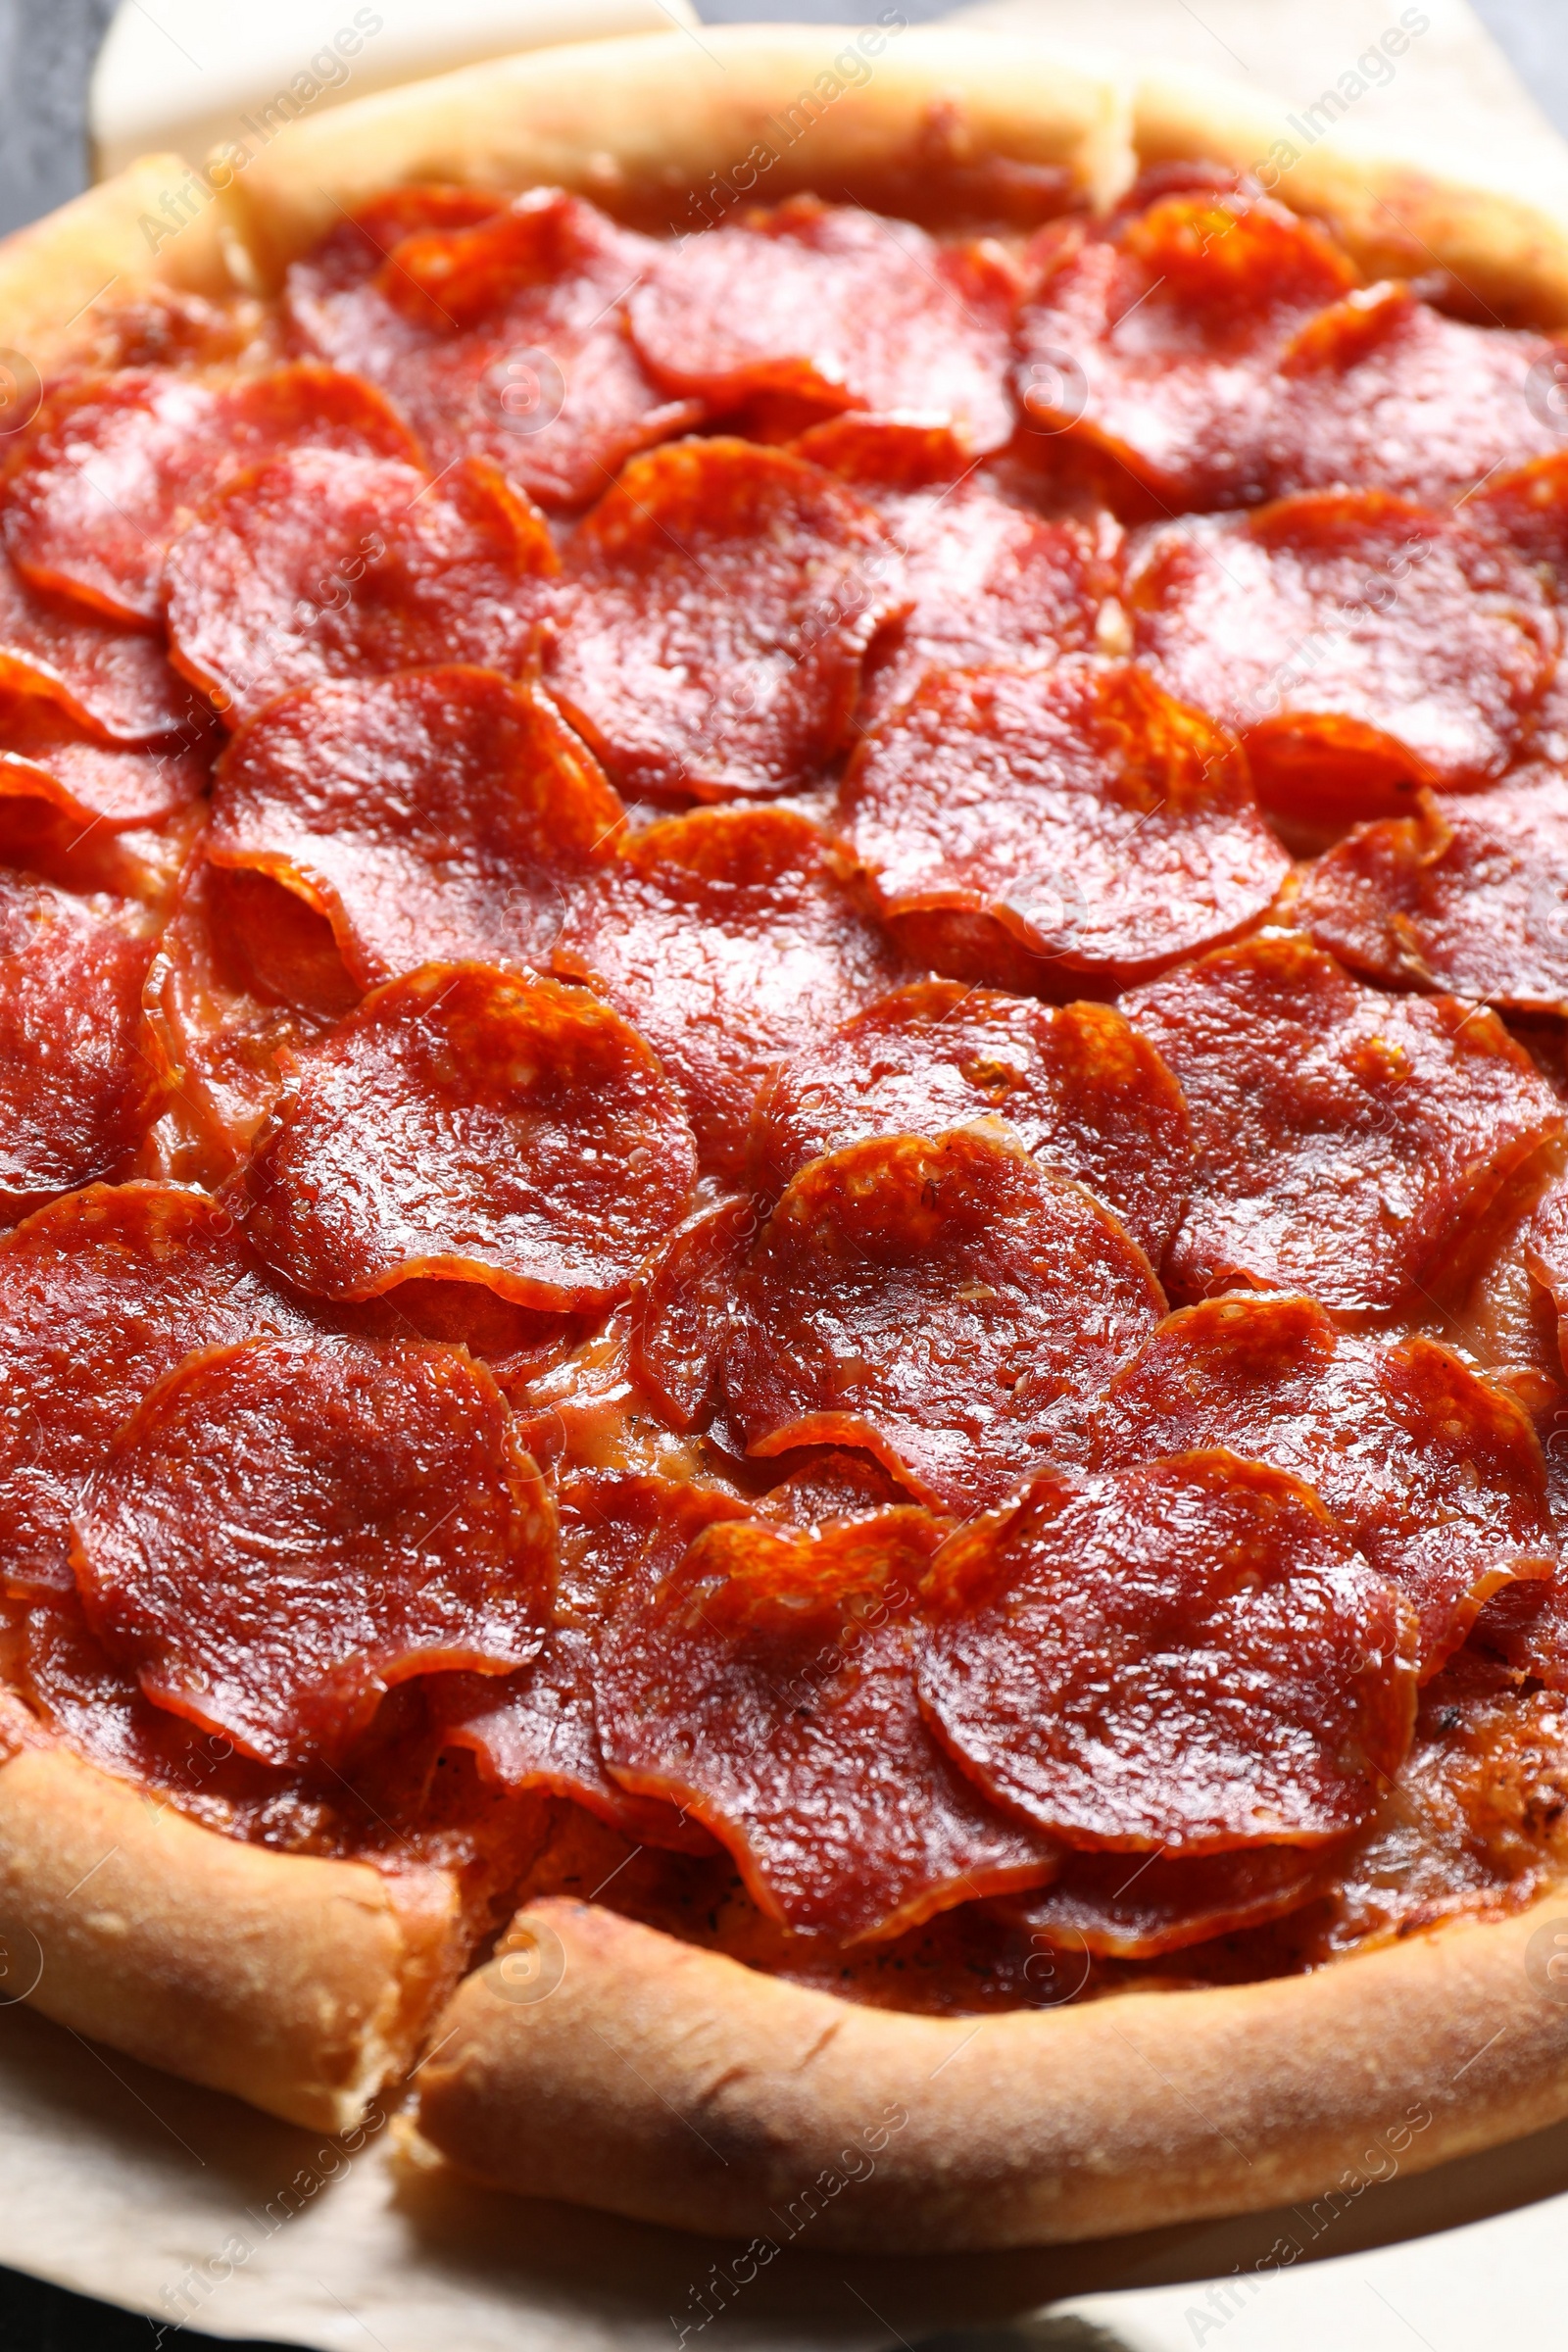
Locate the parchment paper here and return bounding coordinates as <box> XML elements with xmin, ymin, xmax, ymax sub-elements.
<box><xmin>5</xmin><ymin>8</ymin><xmax>1568</xmax><ymax>2347</ymax></box>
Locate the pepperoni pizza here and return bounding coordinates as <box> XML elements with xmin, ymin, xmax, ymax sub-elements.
<box><xmin>3</xmin><ymin>24</ymin><xmax>1568</xmax><ymax>2255</ymax></box>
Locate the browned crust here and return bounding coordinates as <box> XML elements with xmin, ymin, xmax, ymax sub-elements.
<box><xmin>415</xmin><ymin>1892</ymin><xmax>1568</xmax><ymax>2249</ymax></box>
<box><xmin>0</xmin><ymin>1737</ymin><xmax>462</xmax><ymax>2132</ymax></box>
<box><xmin>0</xmin><ymin>18</ymin><xmax>1565</xmax><ymax>2238</ymax></box>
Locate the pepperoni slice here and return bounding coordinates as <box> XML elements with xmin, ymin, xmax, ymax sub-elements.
<box><xmin>1429</xmin><ymin>1167</ymin><xmax>1568</xmax><ymax>1401</ymax></box>
<box><xmin>0</xmin><ymin>797</ymin><xmax>198</xmax><ymax>922</ymax></box>
<box><xmin>1124</xmin><ymin>933</ymin><xmax>1565</xmax><ymax>1322</ymax></box>
<box><xmin>1296</xmin><ymin>771</ymin><xmax>1568</xmax><ymax>1016</ymax></box>
<box><xmin>1015</xmin><ymin>1843</ymin><xmax>1333</xmax><ymax>1959</ymax></box>
<box><xmin>796</xmin><ymin>414</ymin><xmax>1120</xmax><ymax>722</ymax></box>
<box><xmin>283</xmin><ymin>188</ymin><xmax>507</xmax><ymax>322</ymax></box>
<box><xmin>628</xmin><ymin>1195</ymin><xmax>758</xmax><ymax>1433</ymax></box>
<box><xmin>597</xmin><ymin>1506</ymin><xmax>1056</xmax><ymax>1942</ymax></box>
<box><xmin>542</xmin><ymin>439</ymin><xmax>895</xmax><ymax>801</ymax></box>
<box><xmin>1013</xmin><ymin>187</ymin><xmax>1360</xmax><ymax>511</ymax></box>
<box><xmin>628</xmin><ymin>196</ymin><xmax>1015</xmax><ymax>455</ymax></box>
<box><xmin>210</xmin><ymin>667</ymin><xmax>623</xmax><ymax>990</ymax></box>
<box><xmin>918</xmin><ymin>1451</ymin><xmax>1418</xmax><ymax>1851</ymax></box>
<box><xmin>354</xmin><ymin>1278</ymin><xmax>582</xmax><ymax>1397</ymax></box>
<box><xmin>288</xmin><ymin>187</ymin><xmax>704</xmax><ymax>512</ymax></box>
<box><xmin>0</xmin><ymin>874</ymin><xmax>164</xmax><ymax>1219</ymax></box>
<box><xmin>750</xmin><ymin>982</ymin><xmax>1193</xmax><ymax>1266</ymax></box>
<box><xmin>5</xmin><ymin>363</ymin><xmax>423</xmax><ymax>623</ymax></box>
<box><xmin>722</xmin><ymin>1125</ymin><xmax>1165</xmax><ymax>1513</ymax></box>
<box><xmin>436</xmin><ymin>1466</ymin><xmax>746</xmax><ymax>1853</ymax></box>
<box><xmin>1128</xmin><ymin>495</ymin><xmax>1556</xmax><ymax>819</ymax></box>
<box><xmin>838</xmin><ymin>661</ymin><xmax>1287</xmax><ymax>994</ymax></box>
<box><xmin>1473</xmin><ymin>449</ymin><xmax>1568</xmax><ymax>574</ymax></box>
<box><xmin>74</xmin><ymin>1334</ymin><xmax>554</xmax><ymax>1765</ymax></box>
<box><xmin>243</xmin><ymin>962</ymin><xmax>697</xmax><ymax>1309</ymax></box>
<box><xmin>1265</xmin><ymin>281</ymin><xmax>1568</xmax><ymax>509</ymax></box>
<box><xmin>141</xmin><ymin>861</ymin><xmax>336</xmax><ymax>1185</ymax></box>
<box><xmin>0</xmin><ymin>545</ymin><xmax>199</xmax><ymax>744</ymax></box>
<box><xmin>757</xmin><ymin>1450</ymin><xmax>908</xmax><ymax>1527</ymax></box>
<box><xmin>164</xmin><ymin>449</ymin><xmax>557</xmax><ymax>729</ymax></box>
<box><xmin>1524</xmin><ymin>1185</ymin><xmax>1568</xmax><ymax>1382</ymax></box>
<box><xmin>553</xmin><ymin>805</ymin><xmax>907</xmax><ymax>1179</ymax></box>
<box><xmin>1087</xmin><ymin>1294</ymin><xmax>1556</xmax><ymax>1675</ymax></box>
<box><xmin>0</xmin><ymin>1181</ymin><xmax>309</xmax><ymax>1596</ymax></box>
<box><xmin>0</xmin><ymin>690</ymin><xmax>212</xmax><ymax>830</ymax></box>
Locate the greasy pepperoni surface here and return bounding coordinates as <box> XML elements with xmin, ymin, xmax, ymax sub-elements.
<box><xmin>244</xmin><ymin>962</ymin><xmax>697</xmax><ymax>1308</ymax></box>
<box><xmin>0</xmin><ymin>691</ymin><xmax>211</xmax><ymax>829</ymax></box>
<box><xmin>0</xmin><ymin>874</ymin><xmax>163</xmax><ymax>1219</ymax></box>
<box><xmin>629</xmin><ymin>1195</ymin><xmax>757</xmax><ymax>1432</ymax></box>
<box><xmin>543</xmin><ymin>438</ymin><xmax>894</xmax><ymax>801</ymax></box>
<box><xmin>1296</xmin><ymin>770</ymin><xmax>1568</xmax><ymax>1015</ymax></box>
<box><xmin>750</xmin><ymin>981</ymin><xmax>1193</xmax><ymax>1265</ymax></box>
<box><xmin>210</xmin><ymin>667</ymin><xmax>624</xmax><ymax>989</ymax></box>
<box><xmin>1262</xmin><ymin>281</ymin><xmax>1568</xmax><ymax>508</ymax></box>
<box><xmin>628</xmin><ymin>197</ymin><xmax>1016</xmax><ymax>455</ymax></box>
<box><xmin>838</xmin><ymin>661</ymin><xmax>1287</xmax><ymax>993</ymax></box>
<box><xmin>1474</xmin><ymin>449</ymin><xmax>1568</xmax><ymax>575</ymax></box>
<box><xmin>0</xmin><ymin>546</ymin><xmax>199</xmax><ymax>744</ymax></box>
<box><xmin>1086</xmin><ymin>1294</ymin><xmax>1556</xmax><ymax>1675</ymax></box>
<box><xmin>164</xmin><ymin>449</ymin><xmax>557</xmax><ymax>728</ymax></box>
<box><xmin>287</xmin><ymin>187</ymin><xmax>704</xmax><ymax>511</ymax></box>
<box><xmin>1013</xmin><ymin>189</ymin><xmax>1361</xmax><ymax>510</ymax></box>
<box><xmin>918</xmin><ymin>1451</ymin><xmax>1417</xmax><ymax>1851</ymax></box>
<box><xmin>141</xmin><ymin>862</ymin><xmax>334</xmax><ymax>1185</ymax></box>
<box><xmin>1129</xmin><ymin>494</ymin><xmax>1557</xmax><ymax>818</ymax></box>
<box><xmin>18</xmin><ymin>1590</ymin><xmax>310</xmax><ymax>1830</ymax></box>
<box><xmin>1125</xmin><ymin>933</ymin><xmax>1564</xmax><ymax>1321</ymax></box>
<box><xmin>284</xmin><ymin>189</ymin><xmax>508</xmax><ymax>315</ymax></box>
<box><xmin>797</xmin><ymin>414</ymin><xmax>1119</xmax><ymax>721</ymax></box>
<box><xmin>723</xmin><ymin>1125</ymin><xmax>1165</xmax><ymax>1513</ymax></box>
<box><xmin>597</xmin><ymin>1506</ymin><xmax>1056</xmax><ymax>1941</ymax></box>
<box><xmin>437</xmin><ymin>1466</ymin><xmax>746</xmax><ymax>1851</ymax></box>
<box><xmin>5</xmin><ymin>364</ymin><xmax>422</xmax><ymax>622</ymax></box>
<box><xmin>757</xmin><ymin>1449</ymin><xmax>908</xmax><ymax>1527</ymax></box>
<box><xmin>553</xmin><ymin>805</ymin><xmax>907</xmax><ymax>1178</ymax></box>
<box><xmin>74</xmin><ymin>1335</ymin><xmax>554</xmax><ymax>1765</ymax></box>
<box><xmin>1015</xmin><ymin>1842</ymin><xmax>1333</xmax><ymax>1958</ymax></box>
<box><xmin>0</xmin><ymin>1183</ymin><xmax>308</xmax><ymax>1595</ymax></box>
<box><xmin>1525</xmin><ymin>1184</ymin><xmax>1568</xmax><ymax>1384</ymax></box>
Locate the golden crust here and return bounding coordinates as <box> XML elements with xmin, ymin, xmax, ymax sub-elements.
<box><xmin>0</xmin><ymin>153</ymin><xmax>232</xmax><ymax>376</ymax></box>
<box><xmin>0</xmin><ymin>18</ymin><xmax>1564</xmax><ymax>2239</ymax></box>
<box><xmin>218</xmin><ymin>24</ymin><xmax>1127</xmax><ymax>286</ymax></box>
<box><xmin>414</xmin><ymin>1891</ymin><xmax>1568</xmax><ymax>2250</ymax></box>
<box><xmin>0</xmin><ymin>1740</ymin><xmax>461</xmax><ymax>2132</ymax></box>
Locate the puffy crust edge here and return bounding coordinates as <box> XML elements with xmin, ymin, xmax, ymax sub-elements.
<box><xmin>0</xmin><ymin>152</ymin><xmax>232</xmax><ymax>376</ymax></box>
<box><xmin>210</xmin><ymin>23</ymin><xmax>1568</xmax><ymax>330</ymax></box>
<box><xmin>0</xmin><ymin>1703</ymin><xmax>462</xmax><ymax>2132</ymax></box>
<box><xmin>217</xmin><ymin>24</ymin><xmax>1128</xmax><ymax>284</ymax></box>
<box><xmin>413</xmin><ymin>1889</ymin><xmax>1568</xmax><ymax>2250</ymax></box>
